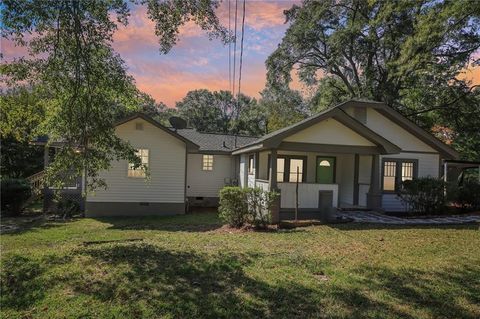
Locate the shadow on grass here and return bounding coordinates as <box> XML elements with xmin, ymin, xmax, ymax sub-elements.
<box><xmin>71</xmin><ymin>243</ymin><xmax>322</xmax><ymax>318</ymax></box>
<box><xmin>2</xmin><ymin>242</ymin><xmax>479</xmax><ymax>318</ymax></box>
<box><xmin>0</xmin><ymin>216</ymin><xmax>75</xmax><ymax>235</ymax></box>
<box><xmin>94</xmin><ymin>212</ymin><xmax>223</xmax><ymax>232</ymax></box>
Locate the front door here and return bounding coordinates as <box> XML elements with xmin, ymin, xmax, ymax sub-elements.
<box><xmin>316</xmin><ymin>157</ymin><xmax>336</xmax><ymax>184</ymax></box>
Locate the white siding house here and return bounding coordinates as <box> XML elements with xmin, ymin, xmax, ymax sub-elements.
<box><xmin>83</xmin><ymin>99</ymin><xmax>458</xmax><ymax>219</ymax></box>
<box><xmin>86</xmin><ymin>116</ymin><xmax>191</xmax><ymax>216</ymax></box>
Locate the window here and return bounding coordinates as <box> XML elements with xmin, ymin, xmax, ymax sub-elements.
<box><xmin>202</xmin><ymin>154</ymin><xmax>213</xmax><ymax>171</ymax></box>
<box><xmin>289</xmin><ymin>159</ymin><xmax>304</xmax><ymax>182</ymax></box>
<box><xmin>248</xmin><ymin>155</ymin><xmax>255</xmax><ymax>175</ymax></box>
<box><xmin>128</xmin><ymin>149</ymin><xmax>149</xmax><ymax>178</ymax></box>
<box><xmin>277</xmin><ymin>158</ymin><xmax>285</xmax><ymax>182</ymax></box>
<box><xmin>268</xmin><ymin>155</ymin><xmax>306</xmax><ymax>182</ymax></box>
<box><xmin>382</xmin><ymin>159</ymin><xmax>417</xmax><ymax>191</ymax></box>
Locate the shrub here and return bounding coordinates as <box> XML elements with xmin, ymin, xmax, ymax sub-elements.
<box><xmin>219</xmin><ymin>187</ymin><xmax>249</xmax><ymax>227</ymax></box>
<box><xmin>397</xmin><ymin>177</ymin><xmax>446</xmax><ymax>215</ymax></box>
<box><xmin>1</xmin><ymin>178</ymin><xmax>31</xmax><ymax>216</ymax></box>
<box><xmin>246</xmin><ymin>188</ymin><xmax>279</xmax><ymax>229</ymax></box>
<box><xmin>56</xmin><ymin>198</ymin><xmax>81</xmax><ymax>218</ymax></box>
<box><xmin>452</xmin><ymin>180</ymin><xmax>480</xmax><ymax>212</ymax></box>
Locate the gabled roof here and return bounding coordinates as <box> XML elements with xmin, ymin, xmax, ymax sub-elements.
<box><xmin>233</xmin><ymin>99</ymin><xmax>460</xmax><ymax>159</ymax></box>
<box><xmin>175</xmin><ymin>129</ymin><xmax>258</xmax><ymax>153</ymax></box>
<box><xmin>116</xmin><ymin>113</ymin><xmax>199</xmax><ymax>150</ymax></box>
<box><xmin>337</xmin><ymin>99</ymin><xmax>459</xmax><ymax>159</ymax></box>
<box><xmin>232</xmin><ymin>104</ymin><xmax>402</xmax><ymax>155</ymax></box>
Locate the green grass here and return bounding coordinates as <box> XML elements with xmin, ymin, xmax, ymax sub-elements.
<box><xmin>1</xmin><ymin>213</ymin><xmax>479</xmax><ymax>318</ymax></box>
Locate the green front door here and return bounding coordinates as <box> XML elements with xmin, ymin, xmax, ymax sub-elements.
<box><xmin>316</xmin><ymin>157</ymin><xmax>335</xmax><ymax>184</ymax></box>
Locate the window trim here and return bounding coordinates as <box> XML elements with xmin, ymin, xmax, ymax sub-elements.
<box><xmin>128</xmin><ymin>148</ymin><xmax>149</xmax><ymax>178</ymax></box>
<box><xmin>315</xmin><ymin>156</ymin><xmax>337</xmax><ymax>184</ymax></box>
<box><xmin>381</xmin><ymin>158</ymin><xmax>418</xmax><ymax>193</ymax></box>
<box><xmin>268</xmin><ymin>155</ymin><xmax>307</xmax><ymax>183</ymax></box>
<box><xmin>202</xmin><ymin>154</ymin><xmax>214</xmax><ymax>171</ymax></box>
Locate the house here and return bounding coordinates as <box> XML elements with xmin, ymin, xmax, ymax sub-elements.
<box><xmin>36</xmin><ymin>99</ymin><xmax>460</xmax><ymax>220</ymax></box>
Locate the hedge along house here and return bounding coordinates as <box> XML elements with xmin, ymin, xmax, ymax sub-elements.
<box><xmin>232</xmin><ymin>100</ymin><xmax>460</xmax><ymax>222</ymax></box>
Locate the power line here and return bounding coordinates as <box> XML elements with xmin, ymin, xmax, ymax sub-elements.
<box><xmin>232</xmin><ymin>0</ymin><xmax>238</xmax><ymax>97</ymax></box>
<box><xmin>228</xmin><ymin>0</ymin><xmax>231</xmax><ymax>92</ymax></box>
<box><xmin>236</xmin><ymin>0</ymin><xmax>246</xmax><ymax>118</ymax></box>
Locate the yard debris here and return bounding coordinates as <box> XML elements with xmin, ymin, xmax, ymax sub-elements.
<box><xmin>82</xmin><ymin>238</ymin><xmax>143</xmax><ymax>246</ymax></box>
<box><xmin>313</xmin><ymin>272</ymin><xmax>329</xmax><ymax>281</ymax></box>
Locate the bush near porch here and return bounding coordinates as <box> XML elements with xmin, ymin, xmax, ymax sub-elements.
<box><xmin>398</xmin><ymin>177</ymin><xmax>480</xmax><ymax>215</ymax></box>
<box><xmin>1</xmin><ymin>213</ymin><xmax>479</xmax><ymax>318</ymax></box>
<box><xmin>218</xmin><ymin>187</ymin><xmax>278</xmax><ymax>229</ymax></box>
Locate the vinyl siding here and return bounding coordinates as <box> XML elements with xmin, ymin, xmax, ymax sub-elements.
<box><xmin>365</xmin><ymin>108</ymin><xmax>436</xmax><ymax>152</ymax></box>
<box><xmin>380</xmin><ymin>152</ymin><xmax>440</xmax><ymax>211</ymax></box>
<box><xmin>186</xmin><ymin>154</ymin><xmax>234</xmax><ymax>197</ymax></box>
<box><xmin>87</xmin><ymin>118</ymin><xmax>186</xmax><ymax>203</ymax></box>
<box><xmin>284</xmin><ymin>118</ymin><xmax>375</xmax><ymax>146</ymax></box>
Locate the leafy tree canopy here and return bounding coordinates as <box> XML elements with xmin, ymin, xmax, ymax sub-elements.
<box><xmin>176</xmin><ymin>89</ymin><xmax>265</xmax><ymax>136</ymax></box>
<box><xmin>1</xmin><ymin>0</ymin><xmax>228</xmax><ymax>189</ymax></box>
<box><xmin>266</xmin><ymin>0</ymin><xmax>480</xmax><ymax>159</ymax></box>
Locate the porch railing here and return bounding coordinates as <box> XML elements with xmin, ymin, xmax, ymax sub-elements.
<box><xmin>26</xmin><ymin>170</ymin><xmax>45</xmax><ymax>196</ymax></box>
<box><xmin>277</xmin><ymin>182</ymin><xmax>339</xmax><ymax>209</ymax></box>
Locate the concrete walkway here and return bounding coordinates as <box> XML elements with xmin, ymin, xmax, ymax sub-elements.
<box><xmin>337</xmin><ymin>211</ymin><xmax>480</xmax><ymax>225</ymax></box>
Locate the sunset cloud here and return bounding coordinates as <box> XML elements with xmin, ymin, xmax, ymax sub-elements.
<box><xmin>112</xmin><ymin>1</ymin><xmax>298</xmax><ymax>106</ymax></box>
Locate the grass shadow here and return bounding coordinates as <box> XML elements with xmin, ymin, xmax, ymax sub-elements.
<box><xmin>73</xmin><ymin>243</ymin><xmax>322</xmax><ymax>318</ymax></box>
<box><xmin>94</xmin><ymin>212</ymin><xmax>223</xmax><ymax>232</ymax></box>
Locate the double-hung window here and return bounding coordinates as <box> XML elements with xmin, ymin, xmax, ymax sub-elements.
<box><xmin>382</xmin><ymin>159</ymin><xmax>417</xmax><ymax>192</ymax></box>
<box><xmin>128</xmin><ymin>149</ymin><xmax>149</xmax><ymax>178</ymax></box>
<box><xmin>202</xmin><ymin>155</ymin><xmax>214</xmax><ymax>171</ymax></box>
<box><xmin>268</xmin><ymin>155</ymin><xmax>306</xmax><ymax>183</ymax></box>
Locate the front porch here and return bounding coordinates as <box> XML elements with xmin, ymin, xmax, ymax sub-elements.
<box><xmin>244</xmin><ymin>146</ymin><xmax>383</xmax><ymax>222</ymax></box>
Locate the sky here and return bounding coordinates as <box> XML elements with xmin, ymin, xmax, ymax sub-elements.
<box><xmin>2</xmin><ymin>0</ymin><xmax>479</xmax><ymax>107</ymax></box>
<box><xmin>112</xmin><ymin>0</ymin><xmax>301</xmax><ymax>107</ymax></box>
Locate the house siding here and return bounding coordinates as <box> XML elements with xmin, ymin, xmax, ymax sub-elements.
<box><xmin>186</xmin><ymin>154</ymin><xmax>234</xmax><ymax>198</ymax></box>
<box><xmin>86</xmin><ymin>118</ymin><xmax>187</xmax><ymax>216</ymax></box>
<box><xmin>284</xmin><ymin>118</ymin><xmax>376</xmax><ymax>146</ymax></box>
<box><xmin>364</xmin><ymin>108</ymin><xmax>436</xmax><ymax>152</ymax></box>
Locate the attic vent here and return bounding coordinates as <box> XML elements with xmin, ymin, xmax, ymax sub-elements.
<box><xmin>135</xmin><ymin>123</ymin><xmax>144</xmax><ymax>130</ymax></box>
<box><xmin>353</xmin><ymin>107</ymin><xmax>367</xmax><ymax>124</ymax></box>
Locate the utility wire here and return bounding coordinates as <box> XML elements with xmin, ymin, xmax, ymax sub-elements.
<box><xmin>237</xmin><ymin>0</ymin><xmax>246</xmax><ymax>113</ymax></box>
<box><xmin>232</xmin><ymin>0</ymin><xmax>238</xmax><ymax>98</ymax></box>
<box><xmin>228</xmin><ymin>0</ymin><xmax>231</xmax><ymax>92</ymax></box>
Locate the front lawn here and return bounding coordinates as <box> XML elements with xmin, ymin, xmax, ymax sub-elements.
<box><xmin>1</xmin><ymin>213</ymin><xmax>479</xmax><ymax>318</ymax></box>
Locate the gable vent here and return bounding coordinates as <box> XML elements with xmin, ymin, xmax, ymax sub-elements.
<box><xmin>353</xmin><ymin>107</ymin><xmax>367</xmax><ymax>124</ymax></box>
<box><xmin>135</xmin><ymin>122</ymin><xmax>144</xmax><ymax>130</ymax></box>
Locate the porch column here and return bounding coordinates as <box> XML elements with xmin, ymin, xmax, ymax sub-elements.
<box><xmin>254</xmin><ymin>152</ymin><xmax>260</xmax><ymax>180</ymax></box>
<box><xmin>353</xmin><ymin>154</ymin><xmax>360</xmax><ymax>206</ymax></box>
<box><xmin>42</xmin><ymin>146</ymin><xmax>49</xmax><ymax>213</ymax></box>
<box><xmin>269</xmin><ymin>149</ymin><xmax>278</xmax><ymax>191</ymax></box>
<box><xmin>269</xmin><ymin>149</ymin><xmax>280</xmax><ymax>223</ymax></box>
<box><xmin>367</xmin><ymin>154</ymin><xmax>382</xmax><ymax>210</ymax></box>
